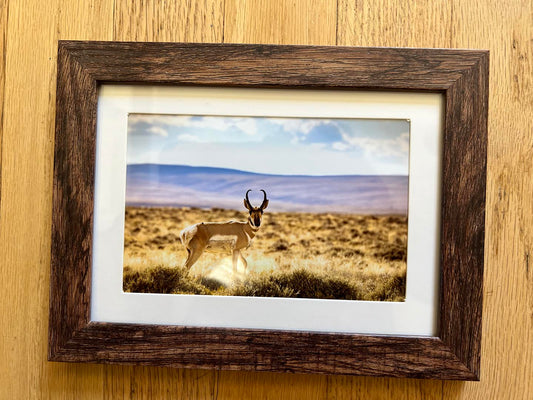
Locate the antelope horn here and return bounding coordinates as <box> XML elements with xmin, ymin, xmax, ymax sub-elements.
<box><xmin>245</xmin><ymin>189</ymin><xmax>253</xmax><ymax>208</ymax></box>
<box><xmin>260</xmin><ymin>189</ymin><xmax>268</xmax><ymax>209</ymax></box>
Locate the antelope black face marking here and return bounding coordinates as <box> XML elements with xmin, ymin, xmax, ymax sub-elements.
<box><xmin>245</xmin><ymin>189</ymin><xmax>269</xmax><ymax>229</ymax></box>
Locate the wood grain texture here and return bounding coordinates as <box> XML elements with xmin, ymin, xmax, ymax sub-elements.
<box><xmin>0</xmin><ymin>0</ymin><xmax>7</xmax><ymax>215</ymax></box>
<box><xmin>0</xmin><ymin>0</ymin><xmax>531</xmax><ymax>399</ymax></box>
<box><xmin>0</xmin><ymin>0</ymin><xmax>6</xmax><ymax>391</ymax></box>
<box><xmin>113</xmin><ymin>0</ymin><xmax>224</xmax><ymax>43</ymax></box>
<box><xmin>215</xmin><ymin>370</ymin><xmax>328</xmax><ymax>400</ymax></box>
<box><xmin>0</xmin><ymin>1</ymin><xmax>62</xmax><ymax>398</ymax></box>
<box><xmin>337</xmin><ymin>0</ymin><xmax>453</xmax><ymax>48</ymax></box>
<box><xmin>441</xmin><ymin>51</ymin><xmax>488</xmax><ymax>376</ymax></box>
<box><xmin>57</xmin><ymin>41</ymin><xmax>486</xmax><ymax>90</ymax></box>
<box><xmin>53</xmin><ymin>322</ymin><xmax>475</xmax><ymax>379</ymax></box>
<box><xmin>224</xmin><ymin>0</ymin><xmax>337</xmax><ymax>45</ymax></box>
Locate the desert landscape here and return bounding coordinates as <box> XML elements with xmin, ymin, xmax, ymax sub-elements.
<box><xmin>123</xmin><ymin>206</ymin><xmax>407</xmax><ymax>301</ymax></box>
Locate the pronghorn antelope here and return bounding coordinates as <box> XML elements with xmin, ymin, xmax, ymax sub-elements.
<box><xmin>179</xmin><ymin>189</ymin><xmax>269</xmax><ymax>273</ymax></box>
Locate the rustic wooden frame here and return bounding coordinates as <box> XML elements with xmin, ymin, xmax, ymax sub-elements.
<box><xmin>49</xmin><ymin>41</ymin><xmax>488</xmax><ymax>380</ymax></box>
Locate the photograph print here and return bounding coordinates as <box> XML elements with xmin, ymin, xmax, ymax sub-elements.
<box><xmin>123</xmin><ymin>114</ymin><xmax>410</xmax><ymax>301</ymax></box>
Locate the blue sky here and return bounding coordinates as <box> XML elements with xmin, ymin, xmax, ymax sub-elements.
<box><xmin>126</xmin><ymin>114</ymin><xmax>410</xmax><ymax>176</ymax></box>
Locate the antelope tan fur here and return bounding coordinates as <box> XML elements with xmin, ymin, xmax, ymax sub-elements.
<box><xmin>179</xmin><ymin>189</ymin><xmax>269</xmax><ymax>273</ymax></box>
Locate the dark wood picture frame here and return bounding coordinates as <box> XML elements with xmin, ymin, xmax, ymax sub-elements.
<box><xmin>49</xmin><ymin>41</ymin><xmax>488</xmax><ymax>380</ymax></box>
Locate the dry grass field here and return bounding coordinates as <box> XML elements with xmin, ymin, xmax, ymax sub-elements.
<box><xmin>123</xmin><ymin>207</ymin><xmax>407</xmax><ymax>301</ymax></box>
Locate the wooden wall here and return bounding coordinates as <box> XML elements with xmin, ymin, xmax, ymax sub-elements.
<box><xmin>0</xmin><ymin>0</ymin><xmax>531</xmax><ymax>398</ymax></box>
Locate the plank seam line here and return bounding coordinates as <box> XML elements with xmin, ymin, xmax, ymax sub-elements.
<box><xmin>221</xmin><ymin>0</ymin><xmax>226</xmax><ymax>43</ymax></box>
<box><xmin>112</xmin><ymin>0</ymin><xmax>116</xmax><ymax>41</ymax></box>
<box><xmin>0</xmin><ymin>0</ymin><xmax>11</xmax><ymax>221</ymax></box>
<box><xmin>335</xmin><ymin>0</ymin><xmax>339</xmax><ymax>46</ymax></box>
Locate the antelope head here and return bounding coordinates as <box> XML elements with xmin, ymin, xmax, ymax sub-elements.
<box><xmin>244</xmin><ymin>189</ymin><xmax>269</xmax><ymax>228</ymax></box>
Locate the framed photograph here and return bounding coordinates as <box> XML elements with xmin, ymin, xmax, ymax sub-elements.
<box><xmin>49</xmin><ymin>41</ymin><xmax>488</xmax><ymax>380</ymax></box>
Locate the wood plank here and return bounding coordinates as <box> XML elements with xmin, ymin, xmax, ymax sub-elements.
<box><xmin>103</xmin><ymin>2</ymin><xmax>225</xmax><ymax>399</ymax></box>
<box><xmin>0</xmin><ymin>0</ymin><xmax>60</xmax><ymax>397</ymax></box>
<box><xmin>216</xmin><ymin>371</ymin><xmax>328</xmax><ymax>400</ymax></box>
<box><xmin>0</xmin><ymin>0</ymin><xmax>114</xmax><ymax>399</ymax></box>
<box><xmin>0</xmin><ymin>1</ymin><xmax>62</xmax><ymax>398</ymax></box>
<box><xmin>103</xmin><ymin>365</ymin><xmax>217</xmax><ymax>400</ymax></box>
<box><xmin>113</xmin><ymin>0</ymin><xmax>224</xmax><ymax>42</ymax></box>
<box><xmin>337</xmin><ymin>0</ymin><xmax>452</xmax><ymax>47</ymax></box>
<box><xmin>0</xmin><ymin>0</ymin><xmax>7</xmax><ymax>208</ymax></box>
<box><xmin>44</xmin><ymin>364</ymin><xmax>105</xmax><ymax>400</ymax></box>
<box><xmin>57</xmin><ymin>0</ymin><xmax>114</xmax><ymax>40</ymax></box>
<box><xmin>326</xmin><ymin>376</ymin><xmax>443</xmax><ymax>400</ymax></box>
<box><xmin>444</xmin><ymin>1</ymin><xmax>533</xmax><ymax>398</ymax></box>
<box><xmin>0</xmin><ymin>0</ymin><xmax>7</xmax><ymax>395</ymax></box>
<box><xmin>224</xmin><ymin>0</ymin><xmax>337</xmax><ymax>45</ymax></box>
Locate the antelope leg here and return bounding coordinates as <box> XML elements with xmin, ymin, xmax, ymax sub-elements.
<box><xmin>238</xmin><ymin>252</ymin><xmax>248</xmax><ymax>274</ymax></box>
<box><xmin>232</xmin><ymin>250</ymin><xmax>240</xmax><ymax>273</ymax></box>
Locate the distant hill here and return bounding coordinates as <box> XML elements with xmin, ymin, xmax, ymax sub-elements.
<box><xmin>125</xmin><ymin>164</ymin><xmax>408</xmax><ymax>215</ymax></box>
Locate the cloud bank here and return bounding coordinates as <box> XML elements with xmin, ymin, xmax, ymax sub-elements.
<box><xmin>126</xmin><ymin>114</ymin><xmax>410</xmax><ymax>176</ymax></box>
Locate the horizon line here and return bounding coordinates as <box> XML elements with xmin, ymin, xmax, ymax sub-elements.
<box><xmin>127</xmin><ymin>162</ymin><xmax>409</xmax><ymax>178</ymax></box>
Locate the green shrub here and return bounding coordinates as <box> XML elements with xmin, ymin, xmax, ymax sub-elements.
<box><xmin>231</xmin><ymin>269</ymin><xmax>361</xmax><ymax>300</ymax></box>
<box><xmin>123</xmin><ymin>266</ymin><xmax>405</xmax><ymax>301</ymax></box>
<box><xmin>123</xmin><ymin>265</ymin><xmax>209</xmax><ymax>295</ymax></box>
<box><xmin>366</xmin><ymin>271</ymin><xmax>407</xmax><ymax>302</ymax></box>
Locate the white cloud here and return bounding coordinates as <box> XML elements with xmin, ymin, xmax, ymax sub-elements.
<box><xmin>340</xmin><ymin>130</ymin><xmax>409</xmax><ymax>158</ymax></box>
<box><xmin>269</xmin><ymin>118</ymin><xmax>330</xmax><ymax>136</ymax></box>
<box><xmin>332</xmin><ymin>141</ymin><xmax>350</xmax><ymax>151</ymax></box>
<box><xmin>129</xmin><ymin>114</ymin><xmax>258</xmax><ymax>136</ymax></box>
<box><xmin>231</xmin><ymin>118</ymin><xmax>258</xmax><ymax>136</ymax></box>
<box><xmin>176</xmin><ymin>133</ymin><xmax>205</xmax><ymax>143</ymax></box>
<box><xmin>128</xmin><ymin>114</ymin><xmax>183</xmax><ymax>126</ymax></box>
<box><xmin>147</xmin><ymin>126</ymin><xmax>168</xmax><ymax>137</ymax></box>
<box><xmin>397</xmin><ymin>132</ymin><xmax>410</xmax><ymax>152</ymax></box>
<box><xmin>127</xmin><ymin>114</ymin><xmax>410</xmax><ymax>174</ymax></box>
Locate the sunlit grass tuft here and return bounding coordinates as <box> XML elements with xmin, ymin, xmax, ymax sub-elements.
<box><xmin>122</xmin><ymin>265</ymin><xmax>406</xmax><ymax>301</ymax></box>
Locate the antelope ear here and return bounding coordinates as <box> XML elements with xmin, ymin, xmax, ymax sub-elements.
<box><xmin>244</xmin><ymin>198</ymin><xmax>253</xmax><ymax>211</ymax></box>
<box><xmin>260</xmin><ymin>200</ymin><xmax>269</xmax><ymax>210</ymax></box>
